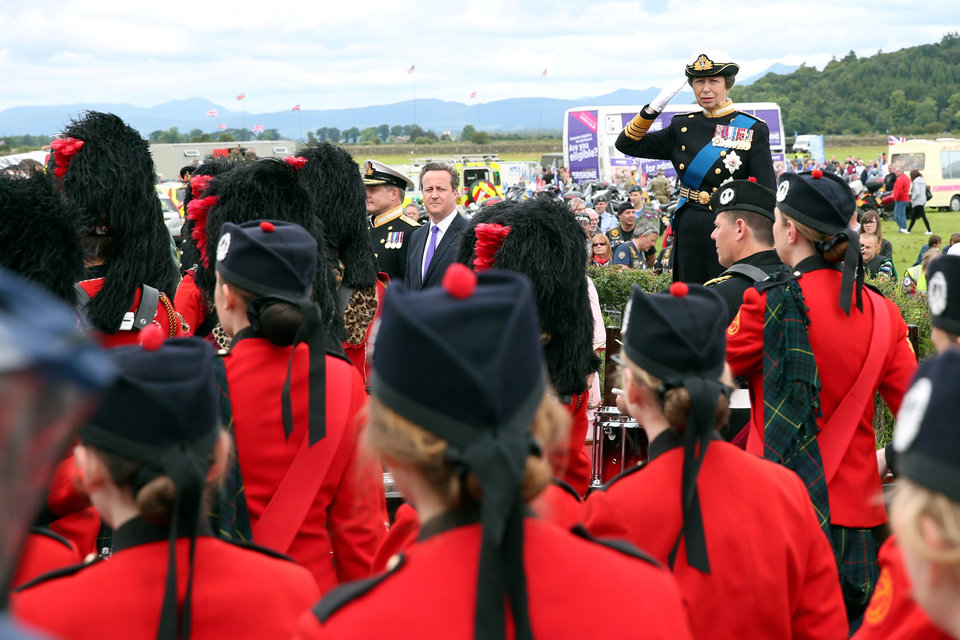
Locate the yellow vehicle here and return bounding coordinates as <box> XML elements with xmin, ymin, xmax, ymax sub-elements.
<box><xmin>406</xmin><ymin>155</ymin><xmax>504</xmax><ymax>206</ymax></box>
<box><xmin>889</xmin><ymin>139</ymin><xmax>960</xmax><ymax>212</ymax></box>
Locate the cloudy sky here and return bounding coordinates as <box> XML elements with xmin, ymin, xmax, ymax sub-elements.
<box><xmin>0</xmin><ymin>0</ymin><xmax>955</xmax><ymax>114</ymax></box>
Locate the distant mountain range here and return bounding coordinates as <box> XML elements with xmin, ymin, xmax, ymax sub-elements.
<box><xmin>0</xmin><ymin>64</ymin><xmax>797</xmax><ymax>139</ymax></box>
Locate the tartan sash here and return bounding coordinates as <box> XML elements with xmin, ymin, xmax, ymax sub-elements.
<box><xmin>759</xmin><ymin>273</ymin><xmax>879</xmax><ymax>614</ymax></box>
<box><xmin>760</xmin><ymin>275</ymin><xmax>830</xmax><ymax>538</ymax></box>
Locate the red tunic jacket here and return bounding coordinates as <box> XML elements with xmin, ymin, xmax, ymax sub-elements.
<box><xmin>852</xmin><ymin>535</ymin><xmax>952</xmax><ymax>640</ymax></box>
<box><xmin>292</xmin><ymin>517</ymin><xmax>693</xmax><ymax>640</ymax></box>
<box><xmin>225</xmin><ymin>335</ymin><xmax>387</xmax><ymax>593</ymax></box>
<box><xmin>13</xmin><ymin>521</ymin><xmax>318</xmax><ymax>640</ymax></box>
<box><xmin>726</xmin><ymin>263</ymin><xmax>917</xmax><ymax>527</ymax></box>
<box><xmin>584</xmin><ymin>435</ymin><xmax>848</xmax><ymax>640</ymax></box>
<box><xmin>173</xmin><ymin>270</ymin><xmax>207</xmax><ymax>336</ymax></box>
<box><xmin>78</xmin><ymin>277</ymin><xmax>185</xmax><ymax>348</ymax></box>
<box><xmin>559</xmin><ymin>391</ymin><xmax>591</xmax><ymax>496</ymax></box>
<box><xmin>369</xmin><ymin>480</ymin><xmax>585</xmax><ymax>574</ymax></box>
<box><xmin>11</xmin><ymin>529</ymin><xmax>81</xmax><ymax>589</ymax></box>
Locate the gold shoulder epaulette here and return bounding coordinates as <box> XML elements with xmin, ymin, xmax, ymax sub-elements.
<box><xmin>401</xmin><ymin>216</ymin><xmax>420</xmax><ymax>227</ymax></box>
<box><xmin>704</xmin><ymin>274</ymin><xmax>733</xmax><ymax>287</ymax></box>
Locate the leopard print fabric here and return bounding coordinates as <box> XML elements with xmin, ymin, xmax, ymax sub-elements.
<box><xmin>343</xmin><ymin>285</ymin><xmax>378</xmax><ymax>347</ymax></box>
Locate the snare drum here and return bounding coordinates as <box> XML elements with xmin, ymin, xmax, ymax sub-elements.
<box><xmin>589</xmin><ymin>407</ymin><xmax>647</xmax><ymax>488</ymax></box>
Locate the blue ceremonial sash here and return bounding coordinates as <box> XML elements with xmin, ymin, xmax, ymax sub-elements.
<box><xmin>676</xmin><ymin>113</ymin><xmax>755</xmax><ymax>210</ymax></box>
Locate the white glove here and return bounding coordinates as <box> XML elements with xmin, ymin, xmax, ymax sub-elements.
<box><xmin>649</xmin><ymin>77</ymin><xmax>689</xmax><ymax>114</ymax></box>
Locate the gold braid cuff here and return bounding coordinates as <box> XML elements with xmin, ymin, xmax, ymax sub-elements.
<box><xmin>624</xmin><ymin>110</ymin><xmax>657</xmax><ymax>141</ymax></box>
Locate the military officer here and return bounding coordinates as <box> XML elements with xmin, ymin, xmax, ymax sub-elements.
<box><xmin>616</xmin><ymin>49</ymin><xmax>776</xmax><ymax>284</ymax></box>
<box><xmin>363</xmin><ymin>159</ymin><xmax>418</xmax><ymax>284</ymax></box>
<box><xmin>705</xmin><ymin>178</ymin><xmax>783</xmax><ymax>324</ymax></box>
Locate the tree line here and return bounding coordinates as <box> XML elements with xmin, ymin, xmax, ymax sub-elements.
<box><xmin>733</xmin><ymin>33</ymin><xmax>960</xmax><ymax>136</ymax></box>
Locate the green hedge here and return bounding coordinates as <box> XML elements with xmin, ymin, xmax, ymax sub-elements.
<box><xmin>587</xmin><ymin>266</ymin><xmax>932</xmax><ymax>448</ymax></box>
<box><xmin>588</xmin><ymin>266</ymin><xmax>672</xmax><ymax>323</ymax></box>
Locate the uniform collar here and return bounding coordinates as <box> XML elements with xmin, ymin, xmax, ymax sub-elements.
<box><xmin>111</xmin><ymin>515</ymin><xmax>213</xmax><ymax>553</ymax></box>
<box><xmin>702</xmin><ymin>99</ymin><xmax>735</xmax><ymax>118</ymax></box>
<box><xmin>793</xmin><ymin>254</ymin><xmax>841</xmax><ymax>274</ymax></box>
<box><xmin>82</xmin><ymin>264</ymin><xmax>109</xmax><ymax>280</ymax></box>
<box><xmin>372</xmin><ymin>205</ymin><xmax>405</xmax><ymax>228</ymax></box>
<box><xmin>647</xmin><ymin>429</ymin><xmax>720</xmax><ymax>462</ymax></box>
<box><xmin>736</xmin><ymin>249</ymin><xmax>781</xmax><ymax>267</ymax></box>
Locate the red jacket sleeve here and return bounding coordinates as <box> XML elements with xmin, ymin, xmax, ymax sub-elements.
<box><xmin>725</xmin><ymin>287</ymin><xmax>766</xmax><ymax>378</ymax></box>
<box><xmin>370</xmin><ymin>503</ymin><xmax>420</xmax><ymax>574</ymax></box>
<box><xmin>326</xmin><ymin>381</ymin><xmax>388</xmax><ymax>583</ymax></box>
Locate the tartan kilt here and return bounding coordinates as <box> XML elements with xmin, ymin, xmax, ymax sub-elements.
<box><xmin>831</xmin><ymin>525</ymin><xmax>880</xmax><ymax>620</ymax></box>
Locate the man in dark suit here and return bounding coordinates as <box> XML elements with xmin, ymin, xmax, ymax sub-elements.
<box><xmin>406</xmin><ymin>163</ymin><xmax>466</xmax><ymax>289</ymax></box>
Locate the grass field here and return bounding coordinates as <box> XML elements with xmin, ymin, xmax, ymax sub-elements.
<box><xmin>883</xmin><ymin>209</ymin><xmax>958</xmax><ymax>276</ymax></box>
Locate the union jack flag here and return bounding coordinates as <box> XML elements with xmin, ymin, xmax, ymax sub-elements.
<box><xmin>217</xmin><ymin>123</ymin><xmax>227</xmax><ymax>131</ymax></box>
<box><xmin>252</xmin><ymin>124</ymin><xmax>264</xmax><ymax>133</ymax></box>
<box><xmin>236</xmin><ymin>93</ymin><xmax>246</xmax><ymax>101</ymax></box>
<box><xmin>470</xmin><ymin>91</ymin><xmax>477</xmax><ymax>99</ymax></box>
<box><xmin>407</xmin><ymin>64</ymin><xmax>415</xmax><ymax>74</ymax></box>
<box><xmin>206</xmin><ymin>108</ymin><xmax>217</xmax><ymax>117</ymax></box>
<box><xmin>292</xmin><ymin>104</ymin><xmax>301</xmax><ymax>111</ymax></box>
<box><xmin>888</xmin><ymin>135</ymin><xmax>906</xmax><ymax>145</ymax></box>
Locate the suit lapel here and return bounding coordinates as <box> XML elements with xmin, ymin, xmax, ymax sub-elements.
<box><xmin>408</xmin><ymin>223</ymin><xmax>428</xmax><ymax>288</ymax></box>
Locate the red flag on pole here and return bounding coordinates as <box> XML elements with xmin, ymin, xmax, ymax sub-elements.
<box><xmin>217</xmin><ymin>123</ymin><xmax>227</xmax><ymax>131</ymax></box>
<box><xmin>407</xmin><ymin>64</ymin><xmax>415</xmax><ymax>74</ymax></box>
<box><xmin>292</xmin><ymin>104</ymin><xmax>301</xmax><ymax>111</ymax></box>
<box><xmin>542</xmin><ymin>68</ymin><xmax>548</xmax><ymax>78</ymax></box>
<box><xmin>470</xmin><ymin>91</ymin><xmax>477</xmax><ymax>99</ymax></box>
<box><xmin>236</xmin><ymin>93</ymin><xmax>246</xmax><ymax>101</ymax></box>
<box><xmin>206</xmin><ymin>108</ymin><xmax>217</xmax><ymax>117</ymax></box>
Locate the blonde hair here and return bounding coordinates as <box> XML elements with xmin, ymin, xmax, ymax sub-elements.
<box><xmin>891</xmin><ymin>479</ymin><xmax>960</xmax><ymax>567</ymax></box>
<box><xmin>620</xmin><ymin>353</ymin><xmax>732</xmax><ymax>431</ymax></box>
<box><xmin>365</xmin><ymin>395</ymin><xmax>570</xmax><ymax>508</ymax></box>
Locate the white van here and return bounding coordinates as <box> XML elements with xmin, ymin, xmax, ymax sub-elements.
<box><xmin>793</xmin><ymin>135</ymin><xmax>813</xmax><ymax>153</ymax></box>
<box><xmin>889</xmin><ymin>139</ymin><xmax>960</xmax><ymax>211</ymax></box>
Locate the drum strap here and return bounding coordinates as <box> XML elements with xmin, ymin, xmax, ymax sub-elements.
<box><xmin>722</xmin><ymin>263</ymin><xmax>769</xmax><ymax>283</ymax></box>
<box><xmin>252</xmin><ymin>367</ymin><xmax>354</xmax><ymax>553</ymax></box>
<box><xmin>818</xmin><ymin>297</ymin><xmax>893</xmax><ymax>484</ymax></box>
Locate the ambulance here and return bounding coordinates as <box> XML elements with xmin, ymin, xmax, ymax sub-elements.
<box><xmin>405</xmin><ymin>155</ymin><xmax>505</xmax><ymax>206</ymax></box>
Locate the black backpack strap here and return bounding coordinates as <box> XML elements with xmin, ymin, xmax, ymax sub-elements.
<box><xmin>132</xmin><ymin>284</ymin><xmax>160</xmax><ymax>330</ymax></box>
<box><xmin>74</xmin><ymin>284</ymin><xmax>93</xmax><ymax>331</ymax></box>
<box><xmin>723</xmin><ymin>263</ymin><xmax>770</xmax><ymax>283</ymax></box>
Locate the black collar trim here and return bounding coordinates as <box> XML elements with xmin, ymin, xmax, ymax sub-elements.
<box><xmin>111</xmin><ymin>515</ymin><xmax>213</xmax><ymax>553</ymax></box>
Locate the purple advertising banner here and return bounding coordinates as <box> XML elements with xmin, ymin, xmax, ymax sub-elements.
<box><xmin>566</xmin><ymin>110</ymin><xmax>600</xmax><ymax>182</ymax></box>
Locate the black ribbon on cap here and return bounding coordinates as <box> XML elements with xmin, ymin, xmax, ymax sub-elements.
<box><xmin>458</xmin><ymin>425</ymin><xmax>533</xmax><ymax>640</ymax></box>
<box><xmin>152</xmin><ymin>446</ymin><xmax>206</xmax><ymax>640</ymax></box>
<box><xmin>814</xmin><ymin>228</ymin><xmax>863</xmax><ymax>315</ymax></box>
<box><xmin>665</xmin><ymin>376</ymin><xmax>729</xmax><ymax>574</ymax></box>
<box><xmin>247</xmin><ymin>295</ymin><xmax>326</xmax><ymax>445</ymax></box>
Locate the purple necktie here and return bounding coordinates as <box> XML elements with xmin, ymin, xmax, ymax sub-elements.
<box><xmin>423</xmin><ymin>224</ymin><xmax>439</xmax><ymax>277</ymax></box>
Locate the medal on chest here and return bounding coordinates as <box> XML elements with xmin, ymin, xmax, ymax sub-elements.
<box><xmin>712</xmin><ymin>124</ymin><xmax>754</xmax><ymax>150</ymax></box>
<box><xmin>384</xmin><ymin>231</ymin><xmax>404</xmax><ymax>249</ymax></box>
